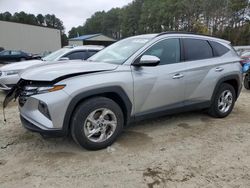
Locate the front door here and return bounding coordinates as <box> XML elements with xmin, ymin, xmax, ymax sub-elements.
<box><xmin>132</xmin><ymin>38</ymin><xmax>185</xmax><ymax>116</ymax></box>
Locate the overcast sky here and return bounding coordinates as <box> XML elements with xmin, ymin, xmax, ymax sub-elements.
<box><xmin>0</xmin><ymin>0</ymin><xmax>133</xmax><ymax>33</ymax></box>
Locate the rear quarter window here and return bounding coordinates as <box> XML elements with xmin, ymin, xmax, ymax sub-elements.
<box><xmin>209</xmin><ymin>41</ymin><xmax>230</xmax><ymax>57</ymax></box>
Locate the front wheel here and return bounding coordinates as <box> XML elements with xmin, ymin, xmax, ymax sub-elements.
<box><xmin>244</xmin><ymin>74</ymin><xmax>250</xmax><ymax>90</ymax></box>
<box><xmin>208</xmin><ymin>83</ymin><xmax>236</xmax><ymax>118</ymax></box>
<box><xmin>71</xmin><ymin>97</ymin><xmax>124</xmax><ymax>150</ymax></box>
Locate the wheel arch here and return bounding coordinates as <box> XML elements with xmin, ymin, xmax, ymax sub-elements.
<box><xmin>212</xmin><ymin>74</ymin><xmax>242</xmax><ymax>102</ymax></box>
<box><xmin>62</xmin><ymin>86</ymin><xmax>133</xmax><ymax>134</ymax></box>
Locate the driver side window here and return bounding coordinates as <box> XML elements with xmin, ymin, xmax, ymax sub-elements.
<box><xmin>143</xmin><ymin>38</ymin><xmax>180</xmax><ymax>65</ymax></box>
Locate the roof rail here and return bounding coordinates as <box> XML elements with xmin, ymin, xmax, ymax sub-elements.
<box><xmin>156</xmin><ymin>31</ymin><xmax>213</xmax><ymax>38</ymax></box>
<box><xmin>156</xmin><ymin>31</ymin><xmax>230</xmax><ymax>43</ymax></box>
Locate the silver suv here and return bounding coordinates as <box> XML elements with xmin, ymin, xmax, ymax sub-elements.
<box><xmin>4</xmin><ymin>32</ymin><xmax>242</xmax><ymax>150</ymax></box>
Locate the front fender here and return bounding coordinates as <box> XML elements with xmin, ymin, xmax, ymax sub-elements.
<box><xmin>62</xmin><ymin>86</ymin><xmax>133</xmax><ymax>133</ymax></box>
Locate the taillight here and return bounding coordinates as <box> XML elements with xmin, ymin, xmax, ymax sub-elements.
<box><xmin>240</xmin><ymin>60</ymin><xmax>246</xmax><ymax>66</ymax></box>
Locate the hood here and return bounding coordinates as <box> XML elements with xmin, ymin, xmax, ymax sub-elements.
<box><xmin>0</xmin><ymin>60</ymin><xmax>44</xmax><ymax>71</ymax></box>
<box><xmin>20</xmin><ymin>61</ymin><xmax>119</xmax><ymax>81</ymax></box>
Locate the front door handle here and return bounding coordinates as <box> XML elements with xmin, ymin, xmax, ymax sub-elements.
<box><xmin>172</xmin><ymin>73</ymin><xmax>184</xmax><ymax>79</ymax></box>
<box><xmin>215</xmin><ymin>67</ymin><xmax>224</xmax><ymax>72</ymax></box>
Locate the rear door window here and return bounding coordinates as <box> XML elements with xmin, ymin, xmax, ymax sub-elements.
<box><xmin>183</xmin><ymin>39</ymin><xmax>213</xmax><ymax>61</ymax></box>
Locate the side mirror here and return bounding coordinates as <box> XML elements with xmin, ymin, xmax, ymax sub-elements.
<box><xmin>133</xmin><ymin>55</ymin><xmax>160</xmax><ymax>67</ymax></box>
<box><xmin>59</xmin><ymin>57</ymin><xmax>69</xmax><ymax>61</ymax></box>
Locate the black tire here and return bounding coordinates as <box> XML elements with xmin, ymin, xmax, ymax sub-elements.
<box><xmin>208</xmin><ymin>83</ymin><xmax>236</xmax><ymax>118</ymax></box>
<box><xmin>244</xmin><ymin>74</ymin><xmax>250</xmax><ymax>90</ymax></box>
<box><xmin>71</xmin><ymin>97</ymin><xmax>124</xmax><ymax>150</ymax></box>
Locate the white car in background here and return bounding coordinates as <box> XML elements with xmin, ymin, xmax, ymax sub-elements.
<box><xmin>0</xmin><ymin>45</ymin><xmax>104</xmax><ymax>91</ymax></box>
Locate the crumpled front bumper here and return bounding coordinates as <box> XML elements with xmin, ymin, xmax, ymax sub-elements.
<box><xmin>20</xmin><ymin>114</ymin><xmax>66</xmax><ymax>136</ymax></box>
<box><xmin>0</xmin><ymin>74</ymin><xmax>19</xmax><ymax>90</ymax></box>
<box><xmin>3</xmin><ymin>79</ymin><xmax>72</xmax><ymax>137</ymax></box>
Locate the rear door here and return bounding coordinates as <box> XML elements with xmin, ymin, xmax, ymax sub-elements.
<box><xmin>181</xmin><ymin>38</ymin><xmax>221</xmax><ymax>104</ymax></box>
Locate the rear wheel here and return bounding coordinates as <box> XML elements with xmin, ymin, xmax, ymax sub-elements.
<box><xmin>244</xmin><ymin>74</ymin><xmax>250</xmax><ymax>90</ymax></box>
<box><xmin>208</xmin><ymin>83</ymin><xmax>236</xmax><ymax>118</ymax></box>
<box><xmin>71</xmin><ymin>97</ymin><xmax>124</xmax><ymax>150</ymax></box>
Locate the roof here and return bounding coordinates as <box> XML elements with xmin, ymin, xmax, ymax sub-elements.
<box><xmin>69</xmin><ymin>34</ymin><xmax>116</xmax><ymax>42</ymax></box>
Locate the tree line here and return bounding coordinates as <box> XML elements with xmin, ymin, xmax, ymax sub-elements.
<box><xmin>0</xmin><ymin>11</ymin><xmax>68</xmax><ymax>46</ymax></box>
<box><xmin>69</xmin><ymin>0</ymin><xmax>250</xmax><ymax>45</ymax></box>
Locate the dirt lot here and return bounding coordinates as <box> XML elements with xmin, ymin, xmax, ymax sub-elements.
<box><xmin>0</xmin><ymin>89</ymin><xmax>250</xmax><ymax>188</ymax></box>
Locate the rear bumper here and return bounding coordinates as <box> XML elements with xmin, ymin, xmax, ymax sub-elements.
<box><xmin>20</xmin><ymin>114</ymin><xmax>66</xmax><ymax>137</ymax></box>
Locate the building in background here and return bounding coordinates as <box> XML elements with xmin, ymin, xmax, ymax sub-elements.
<box><xmin>68</xmin><ymin>34</ymin><xmax>116</xmax><ymax>47</ymax></box>
<box><xmin>0</xmin><ymin>20</ymin><xmax>61</xmax><ymax>54</ymax></box>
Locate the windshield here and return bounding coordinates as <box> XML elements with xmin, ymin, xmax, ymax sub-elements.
<box><xmin>89</xmin><ymin>37</ymin><xmax>150</xmax><ymax>64</ymax></box>
<box><xmin>42</xmin><ymin>48</ymin><xmax>70</xmax><ymax>61</ymax></box>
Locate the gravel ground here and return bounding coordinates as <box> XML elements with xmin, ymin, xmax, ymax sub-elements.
<box><xmin>0</xmin><ymin>89</ymin><xmax>250</xmax><ymax>188</ymax></box>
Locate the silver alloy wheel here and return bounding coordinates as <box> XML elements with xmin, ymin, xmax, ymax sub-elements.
<box><xmin>83</xmin><ymin>108</ymin><xmax>117</xmax><ymax>143</ymax></box>
<box><xmin>218</xmin><ymin>90</ymin><xmax>233</xmax><ymax>113</ymax></box>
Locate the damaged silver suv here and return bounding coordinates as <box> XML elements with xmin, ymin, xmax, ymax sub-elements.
<box><xmin>4</xmin><ymin>32</ymin><xmax>242</xmax><ymax>150</ymax></box>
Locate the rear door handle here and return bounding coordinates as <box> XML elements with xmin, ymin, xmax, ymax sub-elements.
<box><xmin>172</xmin><ymin>73</ymin><xmax>184</xmax><ymax>79</ymax></box>
<box><xmin>215</xmin><ymin>67</ymin><xmax>224</xmax><ymax>72</ymax></box>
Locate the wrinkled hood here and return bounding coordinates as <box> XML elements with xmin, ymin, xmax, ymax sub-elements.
<box><xmin>20</xmin><ymin>61</ymin><xmax>118</xmax><ymax>81</ymax></box>
<box><xmin>0</xmin><ymin>60</ymin><xmax>44</xmax><ymax>71</ymax></box>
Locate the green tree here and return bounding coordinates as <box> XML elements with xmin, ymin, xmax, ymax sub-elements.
<box><xmin>68</xmin><ymin>26</ymin><xmax>84</xmax><ymax>38</ymax></box>
<box><xmin>37</xmin><ymin>14</ymin><xmax>45</xmax><ymax>25</ymax></box>
<box><xmin>44</xmin><ymin>14</ymin><xmax>64</xmax><ymax>30</ymax></box>
<box><xmin>121</xmin><ymin>0</ymin><xmax>144</xmax><ymax>37</ymax></box>
<box><xmin>61</xmin><ymin>33</ymin><xmax>68</xmax><ymax>46</ymax></box>
<box><xmin>68</xmin><ymin>0</ymin><xmax>250</xmax><ymax>45</ymax></box>
<box><xmin>0</xmin><ymin>12</ymin><xmax>12</xmax><ymax>21</ymax></box>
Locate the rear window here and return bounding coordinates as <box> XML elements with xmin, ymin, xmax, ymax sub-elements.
<box><xmin>209</xmin><ymin>41</ymin><xmax>230</xmax><ymax>57</ymax></box>
<box><xmin>183</xmin><ymin>39</ymin><xmax>213</xmax><ymax>61</ymax></box>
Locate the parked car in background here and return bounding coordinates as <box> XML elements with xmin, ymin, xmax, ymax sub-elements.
<box><xmin>4</xmin><ymin>32</ymin><xmax>242</xmax><ymax>150</ymax></box>
<box><xmin>0</xmin><ymin>50</ymin><xmax>33</xmax><ymax>64</ymax></box>
<box><xmin>0</xmin><ymin>45</ymin><xmax>104</xmax><ymax>91</ymax></box>
<box><xmin>243</xmin><ymin>64</ymin><xmax>250</xmax><ymax>90</ymax></box>
<box><xmin>0</xmin><ymin>47</ymin><xmax>4</xmax><ymax>52</ymax></box>
<box><xmin>240</xmin><ymin>51</ymin><xmax>250</xmax><ymax>66</ymax></box>
<box><xmin>31</xmin><ymin>51</ymin><xmax>52</xmax><ymax>60</ymax></box>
